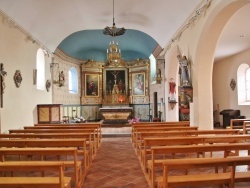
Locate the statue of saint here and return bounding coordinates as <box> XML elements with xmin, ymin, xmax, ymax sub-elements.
<box><xmin>177</xmin><ymin>55</ymin><xmax>191</xmax><ymax>86</ymax></box>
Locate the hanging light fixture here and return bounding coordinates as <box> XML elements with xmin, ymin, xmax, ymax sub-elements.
<box><xmin>103</xmin><ymin>0</ymin><xmax>126</xmax><ymax>37</ymax></box>
<box><xmin>107</xmin><ymin>40</ymin><xmax>122</xmax><ymax>64</ymax></box>
<box><xmin>104</xmin><ymin>0</ymin><xmax>125</xmax><ymax>66</ymax></box>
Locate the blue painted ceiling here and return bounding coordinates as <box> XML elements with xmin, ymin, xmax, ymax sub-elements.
<box><xmin>58</xmin><ymin>29</ymin><xmax>158</xmax><ymax>62</ymax></box>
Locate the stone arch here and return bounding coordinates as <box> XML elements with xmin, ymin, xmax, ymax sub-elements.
<box><xmin>193</xmin><ymin>0</ymin><xmax>250</xmax><ymax>129</ymax></box>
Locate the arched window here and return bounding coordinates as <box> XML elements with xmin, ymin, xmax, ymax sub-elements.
<box><xmin>246</xmin><ymin>68</ymin><xmax>250</xmax><ymax>101</ymax></box>
<box><xmin>149</xmin><ymin>54</ymin><xmax>156</xmax><ymax>84</ymax></box>
<box><xmin>237</xmin><ymin>63</ymin><xmax>250</xmax><ymax>105</ymax></box>
<box><xmin>68</xmin><ymin>67</ymin><xmax>78</xmax><ymax>94</ymax></box>
<box><xmin>36</xmin><ymin>48</ymin><xmax>45</xmax><ymax>90</ymax></box>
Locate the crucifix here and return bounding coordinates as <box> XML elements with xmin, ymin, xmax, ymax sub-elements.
<box><xmin>0</xmin><ymin>63</ymin><xmax>7</xmax><ymax>108</ymax></box>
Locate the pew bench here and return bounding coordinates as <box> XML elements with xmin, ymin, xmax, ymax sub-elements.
<box><xmin>23</xmin><ymin>126</ymin><xmax>100</xmax><ymax>152</ymax></box>
<box><xmin>0</xmin><ymin>147</ymin><xmax>82</xmax><ymax>188</ymax></box>
<box><xmin>0</xmin><ymin>161</ymin><xmax>71</xmax><ymax>188</ymax></box>
<box><xmin>141</xmin><ymin>134</ymin><xmax>250</xmax><ymax>172</ymax></box>
<box><xmin>0</xmin><ymin>138</ymin><xmax>89</xmax><ymax>177</ymax></box>
<box><xmin>0</xmin><ymin>132</ymin><xmax>95</xmax><ymax>162</ymax></box>
<box><xmin>131</xmin><ymin>122</ymin><xmax>190</xmax><ymax>144</ymax></box>
<box><xmin>30</xmin><ymin>123</ymin><xmax>102</xmax><ymax>147</ymax></box>
<box><xmin>229</xmin><ymin>118</ymin><xmax>250</xmax><ymax>134</ymax></box>
<box><xmin>135</xmin><ymin>129</ymin><xmax>240</xmax><ymax>155</ymax></box>
<box><xmin>8</xmin><ymin>129</ymin><xmax>98</xmax><ymax>157</ymax></box>
<box><xmin>132</xmin><ymin>126</ymin><xmax>197</xmax><ymax>147</ymax></box>
<box><xmin>156</xmin><ymin>156</ymin><xmax>250</xmax><ymax>188</ymax></box>
<box><xmin>147</xmin><ymin>142</ymin><xmax>250</xmax><ymax>187</ymax></box>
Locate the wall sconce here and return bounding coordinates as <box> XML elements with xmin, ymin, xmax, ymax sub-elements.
<box><xmin>168</xmin><ymin>100</ymin><xmax>177</xmax><ymax>110</ymax></box>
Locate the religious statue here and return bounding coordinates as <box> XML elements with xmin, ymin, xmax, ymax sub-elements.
<box><xmin>118</xmin><ymin>79</ymin><xmax>124</xmax><ymax>93</ymax></box>
<box><xmin>59</xmin><ymin>71</ymin><xmax>65</xmax><ymax>87</ymax></box>
<box><xmin>46</xmin><ymin>80</ymin><xmax>51</xmax><ymax>92</ymax></box>
<box><xmin>177</xmin><ymin>54</ymin><xmax>191</xmax><ymax>87</ymax></box>
<box><xmin>169</xmin><ymin>78</ymin><xmax>176</xmax><ymax>101</ymax></box>
<box><xmin>107</xmin><ymin>79</ymin><xmax>113</xmax><ymax>94</ymax></box>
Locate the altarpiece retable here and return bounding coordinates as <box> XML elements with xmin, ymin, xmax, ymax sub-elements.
<box><xmin>80</xmin><ymin>49</ymin><xmax>150</xmax><ymax>123</ymax></box>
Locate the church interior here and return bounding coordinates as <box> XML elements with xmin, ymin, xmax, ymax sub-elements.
<box><xmin>0</xmin><ymin>0</ymin><xmax>250</xmax><ymax>187</ymax></box>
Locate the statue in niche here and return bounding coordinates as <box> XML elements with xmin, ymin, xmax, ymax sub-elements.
<box><xmin>169</xmin><ymin>78</ymin><xmax>176</xmax><ymax>101</ymax></box>
<box><xmin>59</xmin><ymin>71</ymin><xmax>65</xmax><ymax>87</ymax></box>
<box><xmin>46</xmin><ymin>80</ymin><xmax>51</xmax><ymax>92</ymax></box>
<box><xmin>13</xmin><ymin>70</ymin><xmax>22</xmax><ymax>88</ymax></box>
<box><xmin>177</xmin><ymin>54</ymin><xmax>191</xmax><ymax>87</ymax></box>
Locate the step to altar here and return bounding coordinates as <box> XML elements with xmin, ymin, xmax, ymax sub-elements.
<box><xmin>101</xmin><ymin>127</ymin><xmax>132</xmax><ymax>137</ymax></box>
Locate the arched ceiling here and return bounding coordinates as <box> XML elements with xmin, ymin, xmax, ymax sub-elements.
<box><xmin>58</xmin><ymin>29</ymin><xmax>157</xmax><ymax>62</ymax></box>
<box><xmin>0</xmin><ymin>0</ymin><xmax>203</xmax><ymax>61</ymax></box>
<box><xmin>2</xmin><ymin>1</ymin><xmax>250</xmax><ymax>62</ymax></box>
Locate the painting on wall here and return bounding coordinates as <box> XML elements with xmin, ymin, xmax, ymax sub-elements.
<box><xmin>85</xmin><ymin>74</ymin><xmax>99</xmax><ymax>97</ymax></box>
<box><xmin>104</xmin><ymin>68</ymin><xmax>127</xmax><ymax>95</ymax></box>
<box><xmin>132</xmin><ymin>73</ymin><xmax>145</xmax><ymax>96</ymax></box>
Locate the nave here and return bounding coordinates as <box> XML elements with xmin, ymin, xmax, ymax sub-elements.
<box><xmin>83</xmin><ymin>137</ymin><xmax>149</xmax><ymax>188</ymax></box>
<box><xmin>83</xmin><ymin>136</ymin><xmax>250</xmax><ymax>188</ymax></box>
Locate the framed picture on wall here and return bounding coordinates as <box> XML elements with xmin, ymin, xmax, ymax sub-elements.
<box><xmin>103</xmin><ymin>68</ymin><xmax>128</xmax><ymax>95</ymax></box>
<box><xmin>85</xmin><ymin>73</ymin><xmax>99</xmax><ymax>97</ymax></box>
<box><xmin>132</xmin><ymin>73</ymin><xmax>145</xmax><ymax>96</ymax></box>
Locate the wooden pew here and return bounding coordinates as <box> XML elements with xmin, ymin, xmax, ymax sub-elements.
<box><xmin>131</xmin><ymin>122</ymin><xmax>190</xmax><ymax>144</ymax></box>
<box><xmin>8</xmin><ymin>129</ymin><xmax>98</xmax><ymax>156</ymax></box>
<box><xmin>157</xmin><ymin>156</ymin><xmax>250</xmax><ymax>188</ymax></box>
<box><xmin>0</xmin><ymin>147</ymin><xmax>82</xmax><ymax>188</ymax></box>
<box><xmin>33</xmin><ymin>122</ymin><xmax>102</xmax><ymax>145</ymax></box>
<box><xmin>0</xmin><ymin>132</ymin><xmax>94</xmax><ymax>160</ymax></box>
<box><xmin>0</xmin><ymin>139</ymin><xmax>89</xmax><ymax>176</ymax></box>
<box><xmin>141</xmin><ymin>134</ymin><xmax>250</xmax><ymax>172</ymax></box>
<box><xmin>133</xmin><ymin>126</ymin><xmax>199</xmax><ymax>148</ymax></box>
<box><xmin>243</xmin><ymin>121</ymin><xmax>250</xmax><ymax>134</ymax></box>
<box><xmin>132</xmin><ymin>121</ymin><xmax>190</xmax><ymax>125</ymax></box>
<box><xmin>229</xmin><ymin>118</ymin><xmax>250</xmax><ymax>134</ymax></box>
<box><xmin>23</xmin><ymin>125</ymin><xmax>101</xmax><ymax>149</ymax></box>
<box><xmin>131</xmin><ymin>125</ymin><xmax>198</xmax><ymax>147</ymax></box>
<box><xmin>135</xmin><ymin>129</ymin><xmax>240</xmax><ymax>155</ymax></box>
<box><xmin>0</xmin><ymin>161</ymin><xmax>71</xmax><ymax>188</ymax></box>
<box><xmin>148</xmin><ymin>142</ymin><xmax>250</xmax><ymax>187</ymax></box>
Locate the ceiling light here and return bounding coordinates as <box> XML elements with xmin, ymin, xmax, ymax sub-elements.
<box><xmin>103</xmin><ymin>0</ymin><xmax>126</xmax><ymax>37</ymax></box>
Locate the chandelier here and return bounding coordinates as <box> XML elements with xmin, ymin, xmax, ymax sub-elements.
<box><xmin>107</xmin><ymin>40</ymin><xmax>121</xmax><ymax>64</ymax></box>
<box><xmin>103</xmin><ymin>0</ymin><xmax>126</xmax><ymax>37</ymax></box>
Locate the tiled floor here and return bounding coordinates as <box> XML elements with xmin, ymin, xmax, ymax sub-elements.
<box><xmin>83</xmin><ymin>127</ymin><xmax>250</xmax><ymax>188</ymax></box>
<box><xmin>83</xmin><ymin>137</ymin><xmax>149</xmax><ymax>188</ymax></box>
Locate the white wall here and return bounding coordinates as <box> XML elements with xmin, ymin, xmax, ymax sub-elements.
<box><xmin>0</xmin><ymin>13</ymin><xmax>52</xmax><ymax>133</ymax></box>
<box><xmin>213</xmin><ymin>48</ymin><xmax>250</xmax><ymax>125</ymax></box>
<box><xmin>52</xmin><ymin>54</ymin><xmax>81</xmax><ymax>105</ymax></box>
<box><xmin>163</xmin><ymin>0</ymin><xmax>249</xmax><ymax>129</ymax></box>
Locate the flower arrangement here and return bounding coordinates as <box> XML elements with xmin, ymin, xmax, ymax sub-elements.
<box><xmin>128</xmin><ymin>116</ymin><xmax>140</xmax><ymax>123</ymax></box>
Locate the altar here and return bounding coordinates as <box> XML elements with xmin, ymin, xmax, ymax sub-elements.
<box><xmin>99</xmin><ymin>107</ymin><xmax>133</xmax><ymax>124</ymax></box>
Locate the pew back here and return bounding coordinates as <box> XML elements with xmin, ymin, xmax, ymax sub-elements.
<box><xmin>0</xmin><ymin>161</ymin><xmax>71</xmax><ymax>188</ymax></box>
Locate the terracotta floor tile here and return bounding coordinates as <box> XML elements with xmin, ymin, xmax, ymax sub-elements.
<box><xmin>83</xmin><ymin>132</ymin><xmax>250</xmax><ymax>188</ymax></box>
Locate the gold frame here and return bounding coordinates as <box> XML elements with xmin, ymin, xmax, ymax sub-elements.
<box><xmin>132</xmin><ymin>72</ymin><xmax>145</xmax><ymax>96</ymax></box>
<box><xmin>103</xmin><ymin>68</ymin><xmax>128</xmax><ymax>95</ymax></box>
<box><xmin>85</xmin><ymin>73</ymin><xmax>99</xmax><ymax>97</ymax></box>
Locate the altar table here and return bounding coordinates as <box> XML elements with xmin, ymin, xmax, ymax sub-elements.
<box><xmin>99</xmin><ymin>107</ymin><xmax>133</xmax><ymax>124</ymax></box>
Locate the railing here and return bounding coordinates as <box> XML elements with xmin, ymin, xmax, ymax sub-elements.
<box><xmin>62</xmin><ymin>103</ymin><xmax>152</xmax><ymax>122</ymax></box>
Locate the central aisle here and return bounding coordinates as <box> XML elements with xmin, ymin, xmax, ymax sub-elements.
<box><xmin>83</xmin><ymin>137</ymin><xmax>149</xmax><ymax>188</ymax></box>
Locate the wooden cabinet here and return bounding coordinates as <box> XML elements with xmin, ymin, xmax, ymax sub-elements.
<box><xmin>37</xmin><ymin>104</ymin><xmax>62</xmax><ymax>124</ymax></box>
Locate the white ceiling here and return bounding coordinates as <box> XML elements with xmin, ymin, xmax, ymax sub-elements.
<box><xmin>0</xmin><ymin>0</ymin><xmax>249</xmax><ymax>62</ymax></box>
